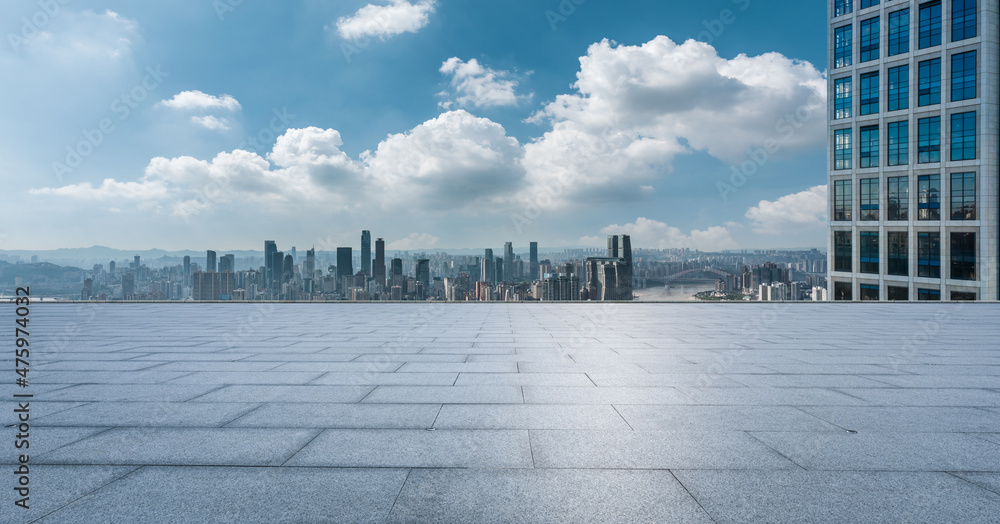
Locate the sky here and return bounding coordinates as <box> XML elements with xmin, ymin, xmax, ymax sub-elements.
<box><xmin>0</xmin><ymin>0</ymin><xmax>829</xmax><ymax>253</ymax></box>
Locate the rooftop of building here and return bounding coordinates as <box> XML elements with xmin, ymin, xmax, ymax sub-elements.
<box><xmin>5</xmin><ymin>303</ymin><xmax>1000</xmax><ymax>522</ymax></box>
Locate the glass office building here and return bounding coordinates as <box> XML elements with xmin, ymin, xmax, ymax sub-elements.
<box><xmin>828</xmin><ymin>0</ymin><xmax>998</xmax><ymax>300</ymax></box>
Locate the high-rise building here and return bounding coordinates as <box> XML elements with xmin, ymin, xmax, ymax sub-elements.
<box><xmin>133</xmin><ymin>255</ymin><xmax>141</xmax><ymax>270</ymax></box>
<box><xmin>219</xmin><ymin>254</ymin><xmax>235</xmax><ymax>273</ymax></box>
<box><xmin>483</xmin><ymin>249</ymin><xmax>494</xmax><ymax>283</ymax></box>
<box><xmin>304</xmin><ymin>248</ymin><xmax>316</xmax><ymax>277</ymax></box>
<box><xmin>503</xmin><ymin>242</ymin><xmax>514</xmax><ymax>282</ymax></box>
<box><xmin>390</xmin><ymin>258</ymin><xmax>403</xmax><ymax>287</ymax></box>
<box><xmin>827</xmin><ymin>0</ymin><xmax>998</xmax><ymax>301</ymax></box>
<box><xmin>206</xmin><ymin>250</ymin><xmax>217</xmax><ymax>272</ymax></box>
<box><xmin>361</xmin><ymin>230</ymin><xmax>372</xmax><ymax>277</ymax></box>
<box><xmin>271</xmin><ymin>251</ymin><xmax>284</xmax><ymax>291</ymax></box>
<box><xmin>283</xmin><ymin>254</ymin><xmax>294</xmax><ymax>284</ymax></box>
<box><xmin>416</xmin><ymin>259</ymin><xmax>430</xmax><ymax>291</ymax></box>
<box><xmin>529</xmin><ymin>242</ymin><xmax>539</xmax><ymax>281</ymax></box>
<box><xmin>374</xmin><ymin>238</ymin><xmax>386</xmax><ymax>289</ymax></box>
<box><xmin>264</xmin><ymin>240</ymin><xmax>277</xmax><ymax>289</ymax></box>
<box><xmin>337</xmin><ymin>248</ymin><xmax>354</xmax><ymax>278</ymax></box>
<box><xmin>109</xmin><ymin>260</ymin><xmax>116</xmax><ymax>277</ymax></box>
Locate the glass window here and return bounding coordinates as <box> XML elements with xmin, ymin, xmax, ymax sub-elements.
<box><xmin>888</xmin><ymin>286</ymin><xmax>909</xmax><ymax>300</ymax></box>
<box><xmin>888</xmin><ymin>65</ymin><xmax>909</xmax><ymax>111</ymax></box>
<box><xmin>951</xmin><ymin>51</ymin><xmax>976</xmax><ymax>101</ymax></box>
<box><xmin>917</xmin><ymin>117</ymin><xmax>940</xmax><ymax>163</ymax></box>
<box><xmin>950</xmin><ymin>172</ymin><xmax>976</xmax><ymax>220</ymax></box>
<box><xmin>950</xmin><ymin>112</ymin><xmax>976</xmax><ymax>161</ymax></box>
<box><xmin>860</xmin><ymin>17</ymin><xmax>880</xmax><ymax>62</ymax></box>
<box><xmin>889</xmin><ymin>9</ymin><xmax>910</xmax><ymax>56</ymax></box>
<box><xmin>859</xmin><ymin>126</ymin><xmax>879</xmax><ymax>169</ymax></box>
<box><xmin>887</xmin><ymin>121</ymin><xmax>909</xmax><ymax>166</ymax></box>
<box><xmin>917</xmin><ymin>174</ymin><xmax>940</xmax><ymax>220</ymax></box>
<box><xmin>860</xmin><ymin>178</ymin><xmax>879</xmax><ymax>220</ymax></box>
<box><xmin>952</xmin><ymin>0</ymin><xmax>976</xmax><ymax>41</ymax></box>
<box><xmin>834</xmin><ymin>179</ymin><xmax>853</xmax><ymax>221</ymax></box>
<box><xmin>835</xmin><ymin>25</ymin><xmax>853</xmax><ymax>68</ymax></box>
<box><xmin>919</xmin><ymin>1</ymin><xmax>942</xmax><ymax>49</ymax></box>
<box><xmin>918</xmin><ymin>59</ymin><xmax>941</xmax><ymax>106</ymax></box>
<box><xmin>835</xmin><ymin>129</ymin><xmax>853</xmax><ymax>170</ymax></box>
<box><xmin>917</xmin><ymin>232</ymin><xmax>941</xmax><ymax>278</ymax></box>
<box><xmin>860</xmin><ymin>232</ymin><xmax>879</xmax><ymax>274</ymax></box>
<box><xmin>835</xmin><ymin>231</ymin><xmax>853</xmax><ymax>272</ymax></box>
<box><xmin>860</xmin><ymin>72</ymin><xmax>879</xmax><ymax>115</ymax></box>
<box><xmin>918</xmin><ymin>288</ymin><xmax>941</xmax><ymax>300</ymax></box>
<box><xmin>835</xmin><ymin>77</ymin><xmax>852</xmax><ymax>119</ymax></box>
<box><xmin>950</xmin><ymin>232</ymin><xmax>976</xmax><ymax>280</ymax></box>
<box><xmin>836</xmin><ymin>0</ymin><xmax>854</xmax><ymax>17</ymax></box>
<box><xmin>834</xmin><ymin>281</ymin><xmax>853</xmax><ymax>301</ymax></box>
<box><xmin>861</xmin><ymin>0</ymin><xmax>878</xmax><ymax>8</ymax></box>
<box><xmin>951</xmin><ymin>290</ymin><xmax>976</xmax><ymax>301</ymax></box>
<box><xmin>888</xmin><ymin>231</ymin><xmax>908</xmax><ymax>276</ymax></box>
<box><xmin>888</xmin><ymin>176</ymin><xmax>909</xmax><ymax>220</ymax></box>
<box><xmin>860</xmin><ymin>284</ymin><xmax>879</xmax><ymax>301</ymax></box>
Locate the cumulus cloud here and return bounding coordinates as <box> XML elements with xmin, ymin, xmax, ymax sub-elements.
<box><xmin>387</xmin><ymin>232</ymin><xmax>441</xmax><ymax>250</ymax></box>
<box><xmin>582</xmin><ymin>218</ymin><xmax>739</xmax><ymax>252</ymax></box>
<box><xmin>361</xmin><ymin>110</ymin><xmax>525</xmax><ymax>210</ymax></box>
<box><xmin>335</xmin><ymin>0</ymin><xmax>436</xmax><ymax>40</ymax></box>
<box><xmin>191</xmin><ymin>115</ymin><xmax>231</xmax><ymax>131</ymax></box>
<box><xmin>522</xmin><ymin>36</ymin><xmax>825</xmax><ymax>208</ymax></box>
<box><xmin>159</xmin><ymin>90</ymin><xmax>241</xmax><ymax>111</ymax></box>
<box><xmin>438</xmin><ymin>57</ymin><xmax>528</xmax><ymax>109</ymax></box>
<box><xmin>745</xmin><ymin>185</ymin><xmax>828</xmax><ymax>235</ymax></box>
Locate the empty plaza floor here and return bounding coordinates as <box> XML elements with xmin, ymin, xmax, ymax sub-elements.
<box><xmin>3</xmin><ymin>302</ymin><xmax>1000</xmax><ymax>523</ymax></box>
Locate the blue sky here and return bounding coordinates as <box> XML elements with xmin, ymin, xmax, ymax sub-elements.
<box><xmin>1</xmin><ymin>0</ymin><xmax>829</xmax><ymax>252</ymax></box>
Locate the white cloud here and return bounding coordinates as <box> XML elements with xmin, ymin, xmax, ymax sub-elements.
<box><xmin>159</xmin><ymin>90</ymin><xmax>241</xmax><ymax>111</ymax></box>
<box><xmin>335</xmin><ymin>0</ymin><xmax>436</xmax><ymax>40</ymax></box>
<box><xmin>438</xmin><ymin>57</ymin><xmax>528</xmax><ymax>109</ymax></box>
<box><xmin>361</xmin><ymin>110</ymin><xmax>525</xmax><ymax>210</ymax></box>
<box><xmin>522</xmin><ymin>36</ymin><xmax>825</xmax><ymax>208</ymax></box>
<box><xmin>387</xmin><ymin>232</ymin><xmax>441</xmax><ymax>250</ymax></box>
<box><xmin>745</xmin><ymin>185</ymin><xmax>828</xmax><ymax>235</ymax></box>
<box><xmin>583</xmin><ymin>217</ymin><xmax>738</xmax><ymax>252</ymax></box>
<box><xmin>30</xmin><ymin>178</ymin><xmax>169</xmax><ymax>201</ymax></box>
<box><xmin>191</xmin><ymin>115</ymin><xmax>231</xmax><ymax>131</ymax></box>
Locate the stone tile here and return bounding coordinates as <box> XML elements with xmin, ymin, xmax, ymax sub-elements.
<box><xmin>38</xmin><ymin>466</ymin><xmax>408</xmax><ymax>524</ymax></box>
<box><xmin>895</xmin><ymin>365</ymin><xmax>1000</xmax><ymax>376</ymax></box>
<box><xmin>352</xmin><ymin>353</ymin><xmax>468</xmax><ymax>363</ymax></box>
<box><xmin>270</xmin><ymin>362</ymin><xmax>405</xmax><ymax>372</ymax></box>
<box><xmin>35</xmin><ymin>402</ymin><xmax>259</xmax><ymax>428</ymax></box>
<box><xmin>517</xmin><ymin>362</ymin><xmax>649</xmax><ymax>374</ymax></box>
<box><xmin>188</xmin><ymin>385</ymin><xmax>374</xmax><ymax>403</ymax></box>
<box><xmin>397</xmin><ymin>362</ymin><xmax>518</xmax><ymax>373</ymax></box>
<box><xmin>530</xmin><ymin>430</ymin><xmax>798</xmax><ymax>470</ymax></box>
<box><xmin>227</xmin><ymin>403</ymin><xmax>440</xmax><ymax>429</ymax></box>
<box><xmin>0</xmin><ymin>427</ymin><xmax>109</xmax><ymax>465</ymax></box>
<box><xmin>586</xmin><ymin>373</ymin><xmax>745</xmax><ymax>387</ymax></box>
<box><xmin>362</xmin><ymin>386</ymin><xmax>523</xmax><ymax>404</ymax></box>
<box><xmin>284</xmin><ymin>429</ymin><xmax>532</xmax><ymax>468</ymax></box>
<box><xmin>5</xmin><ymin>465</ymin><xmax>138</xmax><ymax>522</ymax></box>
<box><xmin>454</xmin><ymin>373</ymin><xmax>593</xmax><ymax>386</ymax></box>
<box><xmin>837</xmin><ymin>388</ymin><xmax>1000</xmax><ymax>406</ymax></box>
<box><xmin>33</xmin><ymin>361</ymin><xmax>161</xmax><ymax>371</ymax></box>
<box><xmin>674</xmin><ymin>471</ymin><xmax>1000</xmax><ymax>524</ymax></box>
<box><xmin>523</xmin><ymin>386</ymin><xmax>691</xmax><ymax>404</ymax></box>
<box><xmin>675</xmin><ymin>387</ymin><xmax>870</xmax><ymax>406</ymax></box>
<box><xmin>164</xmin><ymin>371</ymin><xmax>326</xmax><ymax>385</ymax></box>
<box><xmin>800</xmin><ymin>406</ymin><xmax>1000</xmax><ymax>433</ymax></box>
<box><xmin>616</xmin><ymin>405</ymin><xmax>841</xmax><ymax>432</ymax></box>
<box><xmin>388</xmin><ymin>469</ymin><xmax>713</xmax><ymax>524</ymax></box>
<box><xmin>727</xmin><ymin>374</ymin><xmax>891</xmax><ymax>388</ymax></box>
<box><xmin>954</xmin><ymin>473</ymin><xmax>1000</xmax><ymax>497</ymax></box>
<box><xmin>751</xmin><ymin>431</ymin><xmax>1000</xmax><ymax>471</ymax></box>
<box><xmin>41</xmin><ymin>384</ymin><xmax>221</xmax><ymax>402</ymax></box>
<box><xmin>311</xmin><ymin>371</ymin><xmax>458</xmax><ymax>386</ymax></box>
<box><xmin>146</xmin><ymin>361</ymin><xmax>284</xmax><ymax>372</ymax></box>
<box><xmin>38</xmin><ymin>428</ymin><xmax>319</xmax><ymax>466</ymax></box>
<box><xmin>434</xmin><ymin>404</ymin><xmax>630</xmax><ymax>430</ymax></box>
<box><xmin>31</xmin><ymin>371</ymin><xmax>192</xmax><ymax>384</ymax></box>
<box><xmin>864</xmin><ymin>375</ymin><xmax>1000</xmax><ymax>389</ymax></box>
<box><xmin>761</xmin><ymin>364</ymin><xmax>909</xmax><ymax>375</ymax></box>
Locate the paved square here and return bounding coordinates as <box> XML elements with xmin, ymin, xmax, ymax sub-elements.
<box><xmin>3</xmin><ymin>303</ymin><xmax>1000</xmax><ymax>522</ymax></box>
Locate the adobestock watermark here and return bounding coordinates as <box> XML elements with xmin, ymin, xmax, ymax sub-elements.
<box><xmin>213</xmin><ymin>0</ymin><xmax>246</xmax><ymax>22</ymax></box>
<box><xmin>715</xmin><ymin>92</ymin><xmax>823</xmax><ymax>203</ymax></box>
<box><xmin>545</xmin><ymin>0</ymin><xmax>589</xmax><ymax>31</ymax></box>
<box><xmin>695</xmin><ymin>302</ymin><xmax>789</xmax><ymax>387</ymax></box>
<box><xmin>886</xmin><ymin>303</ymin><xmax>966</xmax><ymax>370</ymax></box>
<box><xmin>6</xmin><ymin>0</ymin><xmax>72</xmax><ymax>52</ymax></box>
<box><xmin>172</xmin><ymin>107</ymin><xmax>296</xmax><ymax>221</ymax></box>
<box><xmin>686</xmin><ymin>0</ymin><xmax>751</xmax><ymax>50</ymax></box>
<box><xmin>51</xmin><ymin>65</ymin><xmax>169</xmax><ymax>182</ymax></box>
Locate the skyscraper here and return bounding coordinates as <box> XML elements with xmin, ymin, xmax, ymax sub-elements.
<box><xmin>374</xmin><ymin>238</ymin><xmax>386</xmax><ymax>289</ymax></box>
<box><xmin>529</xmin><ymin>242</ymin><xmax>539</xmax><ymax>281</ymax></box>
<box><xmin>304</xmin><ymin>248</ymin><xmax>316</xmax><ymax>277</ymax></box>
<box><xmin>827</xmin><ymin>0</ymin><xmax>998</xmax><ymax>301</ymax></box>
<box><xmin>361</xmin><ymin>230</ymin><xmax>372</xmax><ymax>277</ymax></box>
<box><xmin>206</xmin><ymin>250</ymin><xmax>217</xmax><ymax>273</ymax></box>
<box><xmin>503</xmin><ymin>242</ymin><xmax>514</xmax><ymax>282</ymax></box>
<box><xmin>219</xmin><ymin>254</ymin><xmax>235</xmax><ymax>273</ymax></box>
<box><xmin>416</xmin><ymin>259</ymin><xmax>430</xmax><ymax>290</ymax></box>
<box><xmin>337</xmin><ymin>248</ymin><xmax>353</xmax><ymax>278</ymax></box>
<box><xmin>483</xmin><ymin>248</ymin><xmax>494</xmax><ymax>284</ymax></box>
<box><xmin>271</xmin><ymin>251</ymin><xmax>284</xmax><ymax>291</ymax></box>
<box><xmin>109</xmin><ymin>260</ymin><xmax>116</xmax><ymax>277</ymax></box>
<box><xmin>264</xmin><ymin>240</ymin><xmax>277</xmax><ymax>289</ymax></box>
<box><xmin>390</xmin><ymin>258</ymin><xmax>403</xmax><ymax>286</ymax></box>
<box><xmin>283</xmin><ymin>254</ymin><xmax>294</xmax><ymax>284</ymax></box>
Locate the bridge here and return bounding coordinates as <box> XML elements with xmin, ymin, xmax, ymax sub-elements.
<box><xmin>640</xmin><ymin>267</ymin><xmax>734</xmax><ymax>287</ymax></box>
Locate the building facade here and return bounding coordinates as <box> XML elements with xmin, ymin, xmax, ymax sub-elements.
<box><xmin>828</xmin><ymin>0</ymin><xmax>998</xmax><ymax>300</ymax></box>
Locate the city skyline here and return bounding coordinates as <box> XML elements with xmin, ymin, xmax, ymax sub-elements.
<box><xmin>2</xmin><ymin>1</ymin><xmax>829</xmax><ymax>252</ymax></box>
